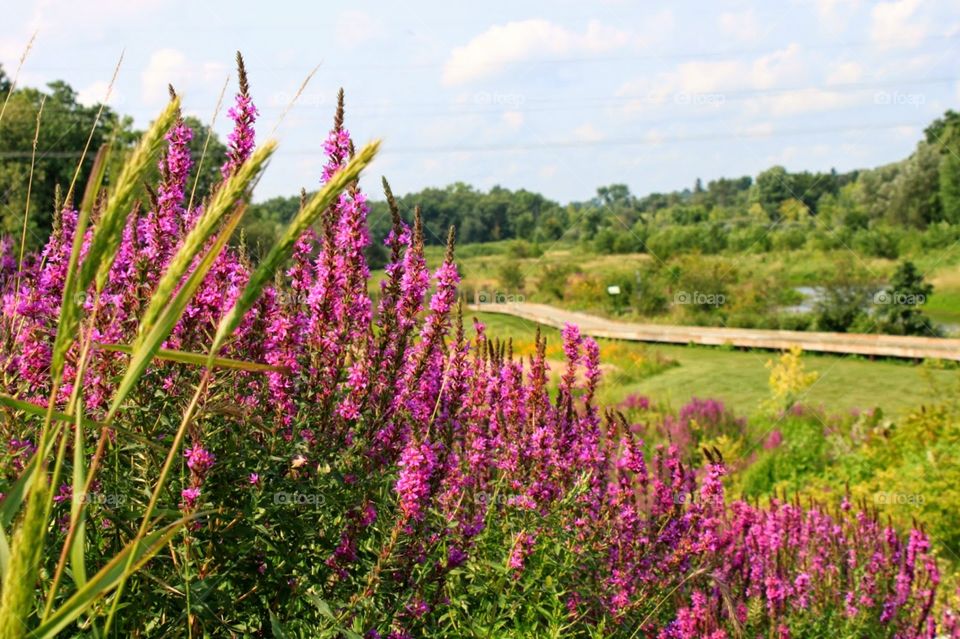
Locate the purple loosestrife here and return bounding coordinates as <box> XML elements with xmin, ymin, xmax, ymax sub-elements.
<box><xmin>140</xmin><ymin>108</ymin><xmax>193</xmax><ymax>268</ymax></box>
<box><xmin>221</xmin><ymin>52</ymin><xmax>257</xmax><ymax>179</ymax></box>
<box><xmin>395</xmin><ymin>439</ymin><xmax>438</xmax><ymax>523</ymax></box>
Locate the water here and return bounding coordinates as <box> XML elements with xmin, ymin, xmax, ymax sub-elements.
<box><xmin>782</xmin><ymin>286</ymin><xmax>824</xmax><ymax>314</ymax></box>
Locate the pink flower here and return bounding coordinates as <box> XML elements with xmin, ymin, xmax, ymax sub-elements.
<box><xmin>180</xmin><ymin>487</ymin><xmax>201</xmax><ymax>510</ymax></box>
<box><xmin>395</xmin><ymin>440</ymin><xmax>437</xmax><ymax>522</ymax></box>
<box><xmin>184</xmin><ymin>445</ymin><xmax>215</xmax><ymax>476</ymax></box>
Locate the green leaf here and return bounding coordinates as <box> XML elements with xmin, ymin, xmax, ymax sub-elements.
<box><xmin>78</xmin><ymin>144</ymin><xmax>110</xmax><ymax>223</ymax></box>
<box><xmin>0</xmin><ymin>526</ymin><xmax>8</xmax><ymax>580</ymax></box>
<box><xmin>0</xmin><ymin>393</ymin><xmax>102</xmax><ymax>429</ymax></box>
<box><xmin>0</xmin><ymin>420</ymin><xmax>66</xmax><ymax>531</ymax></box>
<box><xmin>95</xmin><ymin>343</ymin><xmax>284</xmax><ymax>373</ymax></box>
<box><xmin>26</xmin><ymin>517</ymin><xmax>194</xmax><ymax>639</ymax></box>
<box><xmin>269</xmin><ymin>612</ymin><xmax>288</xmax><ymax>639</ymax></box>
<box><xmin>69</xmin><ymin>404</ymin><xmax>87</xmax><ymax>588</ymax></box>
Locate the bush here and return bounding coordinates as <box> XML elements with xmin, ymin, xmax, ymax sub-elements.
<box><xmin>852</xmin><ymin>225</ymin><xmax>901</xmax><ymax>258</ymax></box>
<box><xmin>497</xmin><ymin>260</ymin><xmax>526</xmax><ymax>291</ymax></box>
<box><xmin>537</xmin><ymin>264</ymin><xmax>577</xmax><ymax>300</ymax></box>
<box><xmin>770</xmin><ymin>225</ymin><xmax>808</xmax><ymax>251</ymax></box>
<box><xmin>726</xmin><ymin>223</ymin><xmax>771</xmax><ymax>252</ymax></box>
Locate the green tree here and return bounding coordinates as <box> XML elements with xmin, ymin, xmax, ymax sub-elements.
<box><xmin>873</xmin><ymin>261</ymin><xmax>937</xmax><ymax>336</ymax></box>
<box><xmin>886</xmin><ymin>141</ymin><xmax>942</xmax><ymax>226</ymax></box>
<box><xmin>752</xmin><ymin>166</ymin><xmax>792</xmax><ymax>219</ymax></box>
<box><xmin>813</xmin><ymin>258</ymin><xmax>872</xmax><ymax>332</ymax></box>
<box><xmin>927</xmin><ymin>111</ymin><xmax>960</xmax><ymax>223</ymax></box>
<box><xmin>0</xmin><ymin>76</ymin><xmax>126</xmax><ymax>247</ymax></box>
<box><xmin>496</xmin><ymin>260</ymin><xmax>525</xmax><ymax>292</ymax></box>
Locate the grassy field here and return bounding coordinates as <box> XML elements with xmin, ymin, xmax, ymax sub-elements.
<box><xmin>471</xmin><ymin>311</ymin><xmax>960</xmax><ymax>418</ymax></box>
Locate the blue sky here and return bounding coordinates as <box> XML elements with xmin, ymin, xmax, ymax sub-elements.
<box><xmin>2</xmin><ymin>0</ymin><xmax>959</xmax><ymax>203</ymax></box>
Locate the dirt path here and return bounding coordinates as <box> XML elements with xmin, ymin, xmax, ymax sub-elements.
<box><xmin>470</xmin><ymin>302</ymin><xmax>960</xmax><ymax>361</ymax></box>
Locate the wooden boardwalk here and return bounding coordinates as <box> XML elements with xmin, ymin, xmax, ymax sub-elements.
<box><xmin>470</xmin><ymin>302</ymin><xmax>960</xmax><ymax>361</ymax></box>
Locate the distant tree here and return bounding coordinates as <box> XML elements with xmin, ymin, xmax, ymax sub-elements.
<box><xmin>752</xmin><ymin>166</ymin><xmax>792</xmax><ymax>219</ymax></box>
<box><xmin>873</xmin><ymin>261</ymin><xmax>937</xmax><ymax>336</ymax></box>
<box><xmin>778</xmin><ymin>198</ymin><xmax>812</xmax><ymax>223</ymax></box>
<box><xmin>182</xmin><ymin>115</ymin><xmax>228</xmax><ymax>200</ymax></box>
<box><xmin>0</xmin><ymin>78</ymin><xmax>127</xmax><ymax>247</ymax></box>
<box><xmin>885</xmin><ymin>141</ymin><xmax>942</xmax><ymax>226</ymax></box>
<box><xmin>923</xmin><ymin>110</ymin><xmax>960</xmax><ymax>145</ymax></box>
<box><xmin>814</xmin><ymin>284</ymin><xmax>870</xmax><ymax>332</ymax></box>
<box><xmin>496</xmin><ymin>261</ymin><xmax>525</xmax><ymax>292</ymax></box>
<box><xmin>927</xmin><ymin>111</ymin><xmax>960</xmax><ymax>224</ymax></box>
<box><xmin>813</xmin><ymin>259</ymin><xmax>872</xmax><ymax>332</ymax></box>
<box><xmin>596</xmin><ymin>183</ymin><xmax>635</xmax><ymax>208</ymax></box>
<box><xmin>706</xmin><ymin>176</ymin><xmax>752</xmax><ymax>208</ymax></box>
<box><xmin>0</xmin><ymin>65</ymin><xmax>11</xmax><ymax>94</ymax></box>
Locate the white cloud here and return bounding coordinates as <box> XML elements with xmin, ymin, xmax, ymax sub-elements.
<box><xmin>618</xmin><ymin>44</ymin><xmax>806</xmax><ymax>113</ymax></box>
<box><xmin>814</xmin><ymin>0</ymin><xmax>863</xmax><ymax>34</ymax></box>
<box><xmin>870</xmin><ymin>0</ymin><xmax>927</xmax><ymax>49</ymax></box>
<box><xmin>573</xmin><ymin>123</ymin><xmax>603</xmax><ymax>142</ymax></box>
<box><xmin>502</xmin><ymin>111</ymin><xmax>525</xmax><ymax>129</ymax></box>
<box><xmin>140</xmin><ymin>48</ymin><xmax>227</xmax><ymax>106</ymax></box>
<box><xmin>748</xmin><ymin>88</ymin><xmax>859</xmax><ymax>117</ymax></box>
<box><xmin>442</xmin><ymin>19</ymin><xmax>636</xmax><ymax>86</ymax></box>
<box><xmin>644</xmin><ymin>129</ymin><xmax>665</xmax><ymax>146</ymax></box>
<box><xmin>668</xmin><ymin>60</ymin><xmax>743</xmax><ymax>95</ymax></box>
<box><xmin>766</xmin><ymin>144</ymin><xmax>832</xmax><ymax>166</ymax></box>
<box><xmin>750</xmin><ymin>43</ymin><xmax>805</xmax><ymax>89</ymax></box>
<box><xmin>77</xmin><ymin>80</ymin><xmax>123</xmax><ymax>108</ymax></box>
<box><xmin>826</xmin><ymin>62</ymin><xmax>863</xmax><ymax>85</ymax></box>
<box><xmin>738</xmin><ymin>122</ymin><xmax>775</xmax><ymax>138</ymax></box>
<box><xmin>719</xmin><ymin>10</ymin><xmax>762</xmax><ymax>43</ymax></box>
<box><xmin>894</xmin><ymin>125</ymin><xmax>918</xmax><ymax>139</ymax></box>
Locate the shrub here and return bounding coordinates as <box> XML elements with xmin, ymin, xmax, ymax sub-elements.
<box><xmin>497</xmin><ymin>259</ymin><xmax>525</xmax><ymax>292</ymax></box>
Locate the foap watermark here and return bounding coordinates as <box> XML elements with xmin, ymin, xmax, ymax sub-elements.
<box><xmin>674</xmin><ymin>291</ymin><xmax>726</xmax><ymax>307</ymax></box>
<box><xmin>69</xmin><ymin>492</ymin><xmax>127</xmax><ymax>506</ymax></box>
<box><xmin>674</xmin><ymin>92</ymin><xmax>725</xmax><ymax>107</ymax></box>
<box><xmin>273</xmin><ymin>491</ymin><xmax>324</xmax><ymax>507</ymax></box>
<box><xmin>873</xmin><ymin>491</ymin><xmax>925</xmax><ymax>508</ymax></box>
<box><xmin>873</xmin><ymin>290</ymin><xmax>925</xmax><ymax>306</ymax></box>
<box><xmin>874</xmin><ymin>91</ymin><xmax>925</xmax><ymax>108</ymax></box>
<box><xmin>273</xmin><ymin>290</ymin><xmax>312</xmax><ymax>308</ymax></box>
<box><xmin>473</xmin><ymin>91</ymin><xmax>526</xmax><ymax>109</ymax></box>
<box><xmin>475</xmin><ymin>291</ymin><xmax>525</xmax><ymax>305</ymax></box>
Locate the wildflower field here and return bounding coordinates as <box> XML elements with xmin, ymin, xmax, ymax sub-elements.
<box><xmin>1</xmin><ymin>54</ymin><xmax>960</xmax><ymax>639</ymax></box>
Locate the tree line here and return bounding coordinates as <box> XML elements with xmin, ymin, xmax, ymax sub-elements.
<box><xmin>3</xmin><ymin>67</ymin><xmax>959</xmax><ymax>258</ymax></box>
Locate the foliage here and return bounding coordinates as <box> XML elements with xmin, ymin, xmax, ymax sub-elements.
<box><xmin>0</xmin><ymin>77</ymin><xmax>127</xmax><ymax>248</ymax></box>
<box><xmin>496</xmin><ymin>260</ymin><xmax>525</xmax><ymax>292</ymax></box>
<box><xmin>765</xmin><ymin>346</ymin><xmax>819</xmax><ymax>413</ymax></box>
<box><xmin>873</xmin><ymin>261</ymin><xmax>938</xmax><ymax>336</ymax></box>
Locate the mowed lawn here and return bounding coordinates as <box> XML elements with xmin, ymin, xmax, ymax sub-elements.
<box><xmin>471</xmin><ymin>311</ymin><xmax>959</xmax><ymax>418</ymax></box>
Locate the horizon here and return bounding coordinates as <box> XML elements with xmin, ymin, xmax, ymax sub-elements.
<box><xmin>2</xmin><ymin>0</ymin><xmax>959</xmax><ymax>204</ymax></box>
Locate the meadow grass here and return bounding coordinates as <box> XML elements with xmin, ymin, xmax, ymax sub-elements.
<box><xmin>472</xmin><ymin>311</ymin><xmax>959</xmax><ymax>417</ymax></box>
